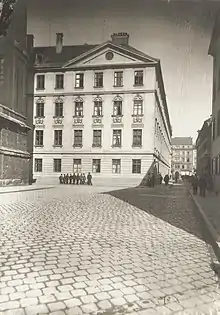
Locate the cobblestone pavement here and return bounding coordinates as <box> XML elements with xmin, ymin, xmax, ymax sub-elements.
<box><xmin>0</xmin><ymin>185</ymin><xmax>220</xmax><ymax>315</ymax></box>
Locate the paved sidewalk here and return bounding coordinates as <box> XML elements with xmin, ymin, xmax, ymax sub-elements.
<box><xmin>0</xmin><ymin>184</ymin><xmax>55</xmax><ymax>195</ymax></box>
<box><xmin>192</xmin><ymin>192</ymin><xmax>220</xmax><ymax>237</ymax></box>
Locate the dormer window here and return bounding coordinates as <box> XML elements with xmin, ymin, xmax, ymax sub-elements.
<box><xmin>134</xmin><ymin>70</ymin><xmax>143</xmax><ymax>86</ymax></box>
<box><xmin>75</xmin><ymin>73</ymin><xmax>84</xmax><ymax>88</ymax></box>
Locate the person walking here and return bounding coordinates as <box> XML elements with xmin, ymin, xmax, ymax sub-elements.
<box><xmin>199</xmin><ymin>175</ymin><xmax>207</xmax><ymax>197</ymax></box>
<box><xmin>73</xmin><ymin>173</ymin><xmax>76</xmax><ymax>185</ymax></box>
<box><xmin>59</xmin><ymin>174</ymin><xmax>64</xmax><ymax>184</ymax></box>
<box><xmin>164</xmin><ymin>174</ymin><xmax>169</xmax><ymax>186</ymax></box>
<box><xmin>82</xmin><ymin>173</ymin><xmax>86</xmax><ymax>184</ymax></box>
<box><xmin>69</xmin><ymin>174</ymin><xmax>73</xmax><ymax>184</ymax></box>
<box><xmin>191</xmin><ymin>174</ymin><xmax>198</xmax><ymax>195</ymax></box>
<box><xmin>159</xmin><ymin>173</ymin><xmax>163</xmax><ymax>185</ymax></box>
<box><xmin>87</xmin><ymin>172</ymin><xmax>92</xmax><ymax>185</ymax></box>
<box><xmin>76</xmin><ymin>173</ymin><xmax>80</xmax><ymax>185</ymax></box>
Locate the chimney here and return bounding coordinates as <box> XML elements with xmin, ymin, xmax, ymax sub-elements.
<box><xmin>56</xmin><ymin>33</ymin><xmax>63</xmax><ymax>54</ymax></box>
<box><xmin>111</xmin><ymin>32</ymin><xmax>129</xmax><ymax>46</ymax></box>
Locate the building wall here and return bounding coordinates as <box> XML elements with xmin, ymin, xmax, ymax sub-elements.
<box><xmin>171</xmin><ymin>144</ymin><xmax>194</xmax><ymax>177</ymax></box>
<box><xmin>33</xmin><ymin>63</ymin><xmax>171</xmax><ymax>184</ymax></box>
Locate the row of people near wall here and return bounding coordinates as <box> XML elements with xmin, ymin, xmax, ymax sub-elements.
<box><xmin>146</xmin><ymin>173</ymin><xmax>170</xmax><ymax>187</ymax></box>
<box><xmin>191</xmin><ymin>173</ymin><xmax>216</xmax><ymax>197</ymax></box>
<box><xmin>59</xmin><ymin>173</ymin><xmax>92</xmax><ymax>185</ymax></box>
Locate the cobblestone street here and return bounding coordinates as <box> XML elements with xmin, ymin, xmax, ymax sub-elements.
<box><xmin>0</xmin><ymin>184</ymin><xmax>220</xmax><ymax>315</ymax></box>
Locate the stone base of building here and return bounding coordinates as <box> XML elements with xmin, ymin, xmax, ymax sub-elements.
<box><xmin>0</xmin><ymin>178</ymin><xmax>29</xmax><ymax>187</ymax></box>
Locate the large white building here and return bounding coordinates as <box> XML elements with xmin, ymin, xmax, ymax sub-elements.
<box><xmin>32</xmin><ymin>32</ymin><xmax>172</xmax><ymax>185</ymax></box>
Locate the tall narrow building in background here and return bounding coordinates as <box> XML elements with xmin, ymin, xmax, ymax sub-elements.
<box><xmin>0</xmin><ymin>0</ymin><xmax>34</xmax><ymax>186</ymax></box>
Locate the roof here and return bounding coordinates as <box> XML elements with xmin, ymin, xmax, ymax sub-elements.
<box><xmin>33</xmin><ymin>44</ymin><xmax>98</xmax><ymax>67</ymax></box>
<box><xmin>171</xmin><ymin>137</ymin><xmax>193</xmax><ymax>145</ymax></box>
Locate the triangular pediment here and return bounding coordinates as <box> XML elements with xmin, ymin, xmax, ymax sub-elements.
<box><xmin>63</xmin><ymin>42</ymin><xmax>158</xmax><ymax>68</ymax></box>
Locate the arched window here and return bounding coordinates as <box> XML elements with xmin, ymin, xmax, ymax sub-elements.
<box><xmin>54</xmin><ymin>97</ymin><xmax>64</xmax><ymax>117</ymax></box>
<box><xmin>35</xmin><ymin>97</ymin><xmax>45</xmax><ymax>117</ymax></box>
<box><xmin>74</xmin><ymin>96</ymin><xmax>84</xmax><ymax>117</ymax></box>
<box><xmin>133</xmin><ymin>94</ymin><xmax>143</xmax><ymax>116</ymax></box>
<box><xmin>113</xmin><ymin>95</ymin><xmax>123</xmax><ymax>116</ymax></box>
<box><xmin>93</xmin><ymin>96</ymin><xmax>103</xmax><ymax>117</ymax></box>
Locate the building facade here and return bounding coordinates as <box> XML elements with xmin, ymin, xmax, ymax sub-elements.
<box><xmin>196</xmin><ymin>118</ymin><xmax>212</xmax><ymax>177</ymax></box>
<box><xmin>171</xmin><ymin>137</ymin><xmax>195</xmax><ymax>177</ymax></box>
<box><xmin>208</xmin><ymin>11</ymin><xmax>220</xmax><ymax>193</ymax></box>
<box><xmin>0</xmin><ymin>0</ymin><xmax>34</xmax><ymax>186</ymax></box>
<box><xmin>32</xmin><ymin>33</ymin><xmax>172</xmax><ymax>186</ymax></box>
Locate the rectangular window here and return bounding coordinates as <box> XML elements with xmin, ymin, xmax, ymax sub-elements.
<box><xmin>54</xmin><ymin>159</ymin><xmax>61</xmax><ymax>172</ymax></box>
<box><xmin>35</xmin><ymin>130</ymin><xmax>44</xmax><ymax>146</ymax></box>
<box><xmin>134</xmin><ymin>70</ymin><xmax>143</xmax><ymax>86</ymax></box>
<box><xmin>112</xmin><ymin>159</ymin><xmax>121</xmax><ymax>174</ymax></box>
<box><xmin>217</xmin><ymin>110</ymin><xmax>220</xmax><ymax>137</ymax></box>
<box><xmin>212</xmin><ymin>118</ymin><xmax>216</xmax><ymax>141</ymax></box>
<box><xmin>75</xmin><ymin>102</ymin><xmax>83</xmax><ymax>117</ymax></box>
<box><xmin>113</xmin><ymin>130</ymin><xmax>122</xmax><ymax>147</ymax></box>
<box><xmin>93</xmin><ymin>130</ymin><xmax>102</xmax><ymax>147</ymax></box>
<box><xmin>132</xmin><ymin>159</ymin><xmax>141</xmax><ymax>174</ymax></box>
<box><xmin>54</xmin><ymin>130</ymin><xmax>63</xmax><ymax>146</ymax></box>
<box><xmin>73</xmin><ymin>159</ymin><xmax>82</xmax><ymax>173</ymax></box>
<box><xmin>114</xmin><ymin>71</ymin><xmax>123</xmax><ymax>87</ymax></box>
<box><xmin>0</xmin><ymin>57</ymin><xmax>4</xmax><ymax>86</ymax></box>
<box><xmin>55</xmin><ymin>102</ymin><xmax>63</xmax><ymax>117</ymax></box>
<box><xmin>92</xmin><ymin>159</ymin><xmax>101</xmax><ymax>173</ymax></box>
<box><xmin>34</xmin><ymin>158</ymin><xmax>42</xmax><ymax>172</ymax></box>
<box><xmin>74</xmin><ymin>130</ymin><xmax>83</xmax><ymax>147</ymax></box>
<box><xmin>113</xmin><ymin>101</ymin><xmax>122</xmax><ymax>116</ymax></box>
<box><xmin>133</xmin><ymin>100</ymin><xmax>143</xmax><ymax>115</ymax></box>
<box><xmin>94</xmin><ymin>72</ymin><xmax>103</xmax><ymax>88</ymax></box>
<box><xmin>36</xmin><ymin>103</ymin><xmax>44</xmax><ymax>117</ymax></box>
<box><xmin>75</xmin><ymin>73</ymin><xmax>84</xmax><ymax>88</ymax></box>
<box><xmin>133</xmin><ymin>129</ymin><xmax>142</xmax><ymax>147</ymax></box>
<box><xmin>36</xmin><ymin>75</ymin><xmax>45</xmax><ymax>90</ymax></box>
<box><xmin>55</xmin><ymin>74</ymin><xmax>64</xmax><ymax>89</ymax></box>
<box><xmin>93</xmin><ymin>101</ymin><xmax>102</xmax><ymax>116</ymax></box>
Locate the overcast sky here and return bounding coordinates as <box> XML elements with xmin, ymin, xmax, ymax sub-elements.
<box><xmin>27</xmin><ymin>0</ymin><xmax>219</xmax><ymax>141</ymax></box>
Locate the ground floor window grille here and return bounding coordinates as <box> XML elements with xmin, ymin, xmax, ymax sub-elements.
<box><xmin>92</xmin><ymin>159</ymin><xmax>101</xmax><ymax>173</ymax></box>
<box><xmin>112</xmin><ymin>159</ymin><xmax>121</xmax><ymax>173</ymax></box>
<box><xmin>132</xmin><ymin>159</ymin><xmax>141</xmax><ymax>174</ymax></box>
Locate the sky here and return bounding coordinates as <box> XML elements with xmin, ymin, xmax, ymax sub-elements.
<box><xmin>27</xmin><ymin>0</ymin><xmax>219</xmax><ymax>141</ymax></box>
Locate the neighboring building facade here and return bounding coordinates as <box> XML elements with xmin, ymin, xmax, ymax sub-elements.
<box><xmin>196</xmin><ymin>118</ymin><xmax>212</xmax><ymax>177</ymax></box>
<box><xmin>208</xmin><ymin>11</ymin><xmax>220</xmax><ymax>193</ymax></box>
<box><xmin>32</xmin><ymin>33</ymin><xmax>172</xmax><ymax>185</ymax></box>
<box><xmin>171</xmin><ymin>137</ymin><xmax>195</xmax><ymax>177</ymax></box>
<box><xmin>0</xmin><ymin>0</ymin><xmax>34</xmax><ymax>186</ymax></box>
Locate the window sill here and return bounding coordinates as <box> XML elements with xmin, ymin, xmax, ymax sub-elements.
<box><xmin>112</xmin><ymin>145</ymin><xmax>122</xmax><ymax>148</ymax></box>
<box><xmin>133</xmin><ymin>84</ymin><xmax>144</xmax><ymax>87</ymax></box>
<box><xmin>111</xmin><ymin>115</ymin><xmax>123</xmax><ymax>117</ymax></box>
<box><xmin>94</xmin><ymin>86</ymin><xmax>103</xmax><ymax>89</ymax></box>
<box><xmin>92</xmin><ymin>115</ymin><xmax>103</xmax><ymax>118</ymax></box>
<box><xmin>34</xmin><ymin>116</ymin><xmax>45</xmax><ymax>119</ymax></box>
<box><xmin>55</xmin><ymin>87</ymin><xmax>64</xmax><ymax>90</ymax></box>
<box><xmin>36</xmin><ymin>88</ymin><xmax>45</xmax><ymax>91</ymax></box>
<box><xmin>132</xmin><ymin>114</ymin><xmax>144</xmax><ymax>117</ymax></box>
<box><xmin>53</xmin><ymin>145</ymin><xmax>63</xmax><ymax>147</ymax></box>
<box><xmin>75</xmin><ymin>86</ymin><xmax>84</xmax><ymax>89</ymax></box>
<box><xmin>53</xmin><ymin>116</ymin><xmax>64</xmax><ymax>118</ymax></box>
<box><xmin>113</xmin><ymin>85</ymin><xmax>124</xmax><ymax>88</ymax></box>
<box><xmin>92</xmin><ymin>144</ymin><xmax>102</xmax><ymax>148</ymax></box>
<box><xmin>132</xmin><ymin>145</ymin><xmax>142</xmax><ymax>148</ymax></box>
<box><xmin>73</xmin><ymin>115</ymin><xmax>84</xmax><ymax>118</ymax></box>
<box><xmin>35</xmin><ymin>145</ymin><xmax>44</xmax><ymax>147</ymax></box>
<box><xmin>73</xmin><ymin>144</ymin><xmax>83</xmax><ymax>148</ymax></box>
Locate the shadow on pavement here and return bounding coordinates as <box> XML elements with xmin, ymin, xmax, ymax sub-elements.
<box><xmin>104</xmin><ymin>184</ymin><xmax>211</xmax><ymax>244</ymax></box>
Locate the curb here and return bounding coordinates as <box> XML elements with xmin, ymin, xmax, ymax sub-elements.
<box><xmin>0</xmin><ymin>186</ymin><xmax>55</xmax><ymax>195</ymax></box>
<box><xmin>190</xmin><ymin>191</ymin><xmax>220</xmax><ymax>271</ymax></box>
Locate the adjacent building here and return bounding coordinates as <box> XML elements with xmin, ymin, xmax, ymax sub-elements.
<box><xmin>196</xmin><ymin>118</ymin><xmax>212</xmax><ymax>177</ymax></box>
<box><xmin>171</xmin><ymin>137</ymin><xmax>195</xmax><ymax>177</ymax></box>
<box><xmin>0</xmin><ymin>0</ymin><xmax>34</xmax><ymax>186</ymax></box>
<box><xmin>208</xmin><ymin>11</ymin><xmax>220</xmax><ymax>193</ymax></box>
<box><xmin>32</xmin><ymin>32</ymin><xmax>172</xmax><ymax>185</ymax></box>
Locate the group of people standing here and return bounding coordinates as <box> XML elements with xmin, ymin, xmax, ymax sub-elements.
<box><xmin>191</xmin><ymin>174</ymin><xmax>207</xmax><ymax>197</ymax></box>
<box><xmin>146</xmin><ymin>173</ymin><xmax>170</xmax><ymax>187</ymax></box>
<box><xmin>59</xmin><ymin>172</ymin><xmax>92</xmax><ymax>185</ymax></box>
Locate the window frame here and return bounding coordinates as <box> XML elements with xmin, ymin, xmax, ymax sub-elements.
<box><xmin>73</xmin><ymin>159</ymin><xmax>82</xmax><ymax>173</ymax></box>
<box><xmin>54</xmin><ymin>101</ymin><xmax>64</xmax><ymax>117</ymax></box>
<box><xmin>112</xmin><ymin>159</ymin><xmax>121</xmax><ymax>174</ymax></box>
<box><xmin>92</xmin><ymin>159</ymin><xmax>101</xmax><ymax>173</ymax></box>
<box><xmin>93</xmin><ymin>101</ymin><xmax>103</xmax><ymax>117</ymax></box>
<box><xmin>132</xmin><ymin>129</ymin><xmax>142</xmax><ymax>147</ymax></box>
<box><xmin>74</xmin><ymin>129</ymin><xmax>83</xmax><ymax>147</ymax></box>
<box><xmin>36</xmin><ymin>74</ymin><xmax>45</xmax><ymax>90</ymax></box>
<box><xmin>133</xmin><ymin>100</ymin><xmax>143</xmax><ymax>116</ymax></box>
<box><xmin>94</xmin><ymin>72</ymin><xmax>103</xmax><ymax>88</ymax></box>
<box><xmin>55</xmin><ymin>74</ymin><xmax>64</xmax><ymax>89</ymax></box>
<box><xmin>75</xmin><ymin>73</ymin><xmax>84</xmax><ymax>88</ymax></box>
<box><xmin>112</xmin><ymin>129</ymin><xmax>122</xmax><ymax>147</ymax></box>
<box><xmin>114</xmin><ymin>71</ymin><xmax>123</xmax><ymax>87</ymax></box>
<box><xmin>35</xmin><ymin>130</ymin><xmax>44</xmax><ymax>146</ymax></box>
<box><xmin>54</xmin><ymin>130</ymin><xmax>63</xmax><ymax>146</ymax></box>
<box><xmin>75</xmin><ymin>101</ymin><xmax>83</xmax><ymax>117</ymax></box>
<box><xmin>132</xmin><ymin>159</ymin><xmax>141</xmax><ymax>174</ymax></box>
<box><xmin>53</xmin><ymin>159</ymin><xmax>62</xmax><ymax>172</ymax></box>
<box><xmin>34</xmin><ymin>158</ymin><xmax>43</xmax><ymax>172</ymax></box>
<box><xmin>92</xmin><ymin>130</ymin><xmax>102</xmax><ymax>147</ymax></box>
<box><xmin>134</xmin><ymin>70</ymin><xmax>144</xmax><ymax>86</ymax></box>
<box><xmin>36</xmin><ymin>102</ymin><xmax>44</xmax><ymax>117</ymax></box>
<box><xmin>113</xmin><ymin>101</ymin><xmax>122</xmax><ymax>116</ymax></box>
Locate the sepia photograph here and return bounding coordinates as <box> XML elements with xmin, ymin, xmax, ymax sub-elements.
<box><xmin>0</xmin><ymin>0</ymin><xmax>220</xmax><ymax>313</ymax></box>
